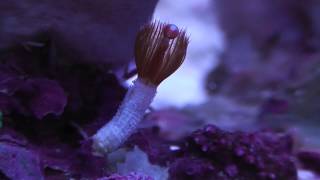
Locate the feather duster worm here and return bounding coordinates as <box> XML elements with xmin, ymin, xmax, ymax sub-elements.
<box><xmin>92</xmin><ymin>21</ymin><xmax>189</xmax><ymax>154</ymax></box>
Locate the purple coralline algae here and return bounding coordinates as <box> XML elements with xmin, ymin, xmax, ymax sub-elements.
<box><xmin>0</xmin><ymin>0</ymin><xmax>158</xmax><ymax>179</ymax></box>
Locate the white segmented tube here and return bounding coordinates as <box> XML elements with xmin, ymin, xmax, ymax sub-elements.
<box><xmin>92</xmin><ymin>79</ymin><xmax>156</xmax><ymax>154</ymax></box>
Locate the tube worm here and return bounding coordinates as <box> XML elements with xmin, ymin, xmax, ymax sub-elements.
<box><xmin>93</xmin><ymin>21</ymin><xmax>189</xmax><ymax>154</ymax></box>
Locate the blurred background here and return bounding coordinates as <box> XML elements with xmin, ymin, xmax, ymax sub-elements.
<box><xmin>149</xmin><ymin>0</ymin><xmax>320</xmax><ymax>179</ymax></box>
<box><xmin>150</xmin><ymin>0</ymin><xmax>320</xmax><ymax>141</ymax></box>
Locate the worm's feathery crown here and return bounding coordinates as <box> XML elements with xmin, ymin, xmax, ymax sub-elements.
<box><xmin>134</xmin><ymin>21</ymin><xmax>189</xmax><ymax>86</ymax></box>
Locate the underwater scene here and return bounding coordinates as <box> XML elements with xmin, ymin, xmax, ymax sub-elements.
<box><xmin>0</xmin><ymin>0</ymin><xmax>319</xmax><ymax>179</ymax></box>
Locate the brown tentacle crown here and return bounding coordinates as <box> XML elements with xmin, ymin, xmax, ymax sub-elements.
<box><xmin>134</xmin><ymin>21</ymin><xmax>189</xmax><ymax>86</ymax></box>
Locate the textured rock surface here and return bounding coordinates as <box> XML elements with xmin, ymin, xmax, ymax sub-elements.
<box><xmin>127</xmin><ymin>125</ymin><xmax>297</xmax><ymax>180</ymax></box>
<box><xmin>0</xmin><ymin>0</ymin><xmax>158</xmax><ymax>179</ymax></box>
